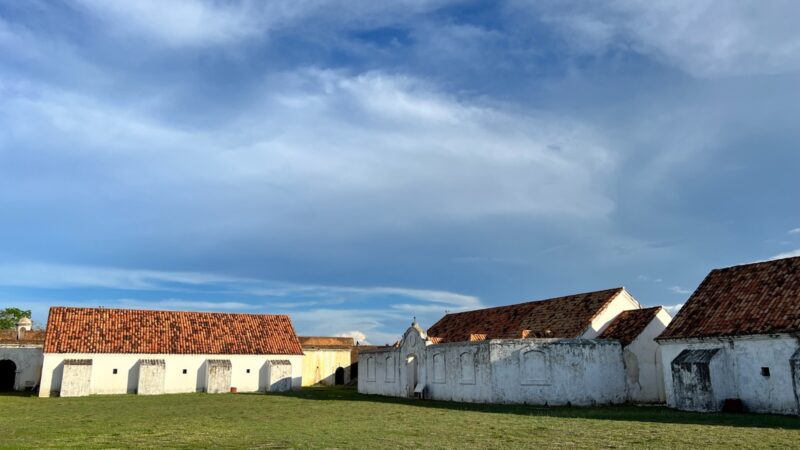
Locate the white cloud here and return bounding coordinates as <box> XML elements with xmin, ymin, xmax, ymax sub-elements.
<box><xmin>664</xmin><ymin>303</ymin><xmax>683</xmax><ymax>316</ymax></box>
<box><xmin>336</xmin><ymin>330</ymin><xmax>367</xmax><ymax>344</ymax></box>
<box><xmin>769</xmin><ymin>249</ymin><xmax>800</xmax><ymax>260</ymax></box>
<box><xmin>668</xmin><ymin>286</ymin><xmax>691</xmax><ymax>295</ymax></box>
<box><xmin>789</xmin><ymin>228</ymin><xmax>800</xmax><ymax>235</ymax></box>
<box><xmin>531</xmin><ymin>0</ymin><xmax>800</xmax><ymax>78</ymax></box>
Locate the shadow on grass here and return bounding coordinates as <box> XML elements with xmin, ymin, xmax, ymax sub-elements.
<box><xmin>269</xmin><ymin>386</ymin><xmax>800</xmax><ymax>430</ymax></box>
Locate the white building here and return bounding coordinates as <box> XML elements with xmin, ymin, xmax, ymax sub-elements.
<box><xmin>0</xmin><ymin>317</ymin><xmax>45</xmax><ymax>391</ymax></box>
<box><xmin>658</xmin><ymin>256</ymin><xmax>800</xmax><ymax>415</ymax></box>
<box><xmin>359</xmin><ymin>287</ymin><xmax>671</xmax><ymax>405</ymax></box>
<box><xmin>38</xmin><ymin>307</ymin><xmax>305</xmax><ymax>397</ymax></box>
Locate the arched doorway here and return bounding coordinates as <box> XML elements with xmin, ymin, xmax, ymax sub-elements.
<box><xmin>0</xmin><ymin>360</ymin><xmax>16</xmax><ymax>391</ymax></box>
<box><xmin>334</xmin><ymin>367</ymin><xmax>345</xmax><ymax>385</ymax></box>
<box><xmin>406</xmin><ymin>354</ymin><xmax>417</xmax><ymax>397</ymax></box>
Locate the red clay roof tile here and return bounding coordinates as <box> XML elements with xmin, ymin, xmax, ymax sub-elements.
<box><xmin>427</xmin><ymin>288</ymin><xmax>624</xmax><ymax>343</ymax></box>
<box><xmin>43</xmin><ymin>306</ymin><xmax>303</xmax><ymax>355</ymax></box>
<box><xmin>598</xmin><ymin>306</ymin><xmax>663</xmax><ymax>346</ymax></box>
<box><xmin>659</xmin><ymin>256</ymin><xmax>800</xmax><ymax>340</ymax></box>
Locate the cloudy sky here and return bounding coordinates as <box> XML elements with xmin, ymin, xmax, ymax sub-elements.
<box><xmin>1</xmin><ymin>1</ymin><xmax>799</xmax><ymax>344</ymax></box>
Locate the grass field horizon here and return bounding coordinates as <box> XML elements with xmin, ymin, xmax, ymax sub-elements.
<box><xmin>1</xmin><ymin>386</ymin><xmax>798</xmax><ymax>449</ymax></box>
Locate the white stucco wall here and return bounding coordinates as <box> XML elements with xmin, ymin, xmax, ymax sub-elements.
<box><xmin>359</xmin><ymin>326</ymin><xmax>628</xmax><ymax>406</ymax></box>
<box><xmin>39</xmin><ymin>353</ymin><xmax>303</xmax><ymax>397</ymax></box>
<box><xmin>624</xmin><ymin>308</ymin><xmax>671</xmax><ymax>403</ymax></box>
<box><xmin>581</xmin><ymin>290</ymin><xmax>640</xmax><ymax>338</ymax></box>
<box><xmin>0</xmin><ymin>345</ymin><xmax>43</xmax><ymax>391</ymax></box>
<box><xmin>660</xmin><ymin>335</ymin><xmax>799</xmax><ymax>414</ymax></box>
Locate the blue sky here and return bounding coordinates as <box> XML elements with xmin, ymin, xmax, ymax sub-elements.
<box><xmin>1</xmin><ymin>1</ymin><xmax>799</xmax><ymax>344</ymax></box>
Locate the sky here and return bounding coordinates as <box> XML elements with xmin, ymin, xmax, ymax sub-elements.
<box><xmin>1</xmin><ymin>1</ymin><xmax>799</xmax><ymax>344</ymax></box>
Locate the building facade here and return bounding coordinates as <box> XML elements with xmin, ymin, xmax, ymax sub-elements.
<box><xmin>658</xmin><ymin>256</ymin><xmax>800</xmax><ymax>415</ymax></box>
<box><xmin>0</xmin><ymin>318</ymin><xmax>45</xmax><ymax>391</ymax></box>
<box><xmin>299</xmin><ymin>336</ymin><xmax>354</xmax><ymax>386</ymax></box>
<box><xmin>359</xmin><ymin>288</ymin><xmax>671</xmax><ymax>405</ymax></box>
<box><xmin>38</xmin><ymin>307</ymin><xmax>304</xmax><ymax>397</ymax></box>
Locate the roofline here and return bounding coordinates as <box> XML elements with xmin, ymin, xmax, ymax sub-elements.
<box><xmin>431</xmin><ymin>287</ymin><xmax>625</xmax><ymax>320</ymax></box>
<box><xmin>706</xmin><ymin>255</ymin><xmax>800</xmax><ymax>274</ymax></box>
<box><xmin>46</xmin><ymin>305</ymin><xmax>290</xmax><ymax>318</ymax></box>
<box><xmin>656</xmin><ymin>331</ymin><xmax>799</xmax><ymax>342</ymax></box>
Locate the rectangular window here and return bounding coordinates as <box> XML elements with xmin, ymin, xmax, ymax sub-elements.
<box><xmin>112</xmin><ymin>368</ymin><xmax>118</xmax><ymax>374</ymax></box>
<box><xmin>246</xmin><ymin>369</ymin><xmax>251</xmax><ymax>374</ymax></box>
<box><xmin>182</xmin><ymin>369</ymin><xmax>187</xmax><ymax>374</ymax></box>
<box><xmin>761</xmin><ymin>367</ymin><xmax>770</xmax><ymax>377</ymax></box>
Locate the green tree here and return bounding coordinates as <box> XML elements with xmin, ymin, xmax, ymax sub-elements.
<box><xmin>0</xmin><ymin>307</ymin><xmax>31</xmax><ymax>329</ymax></box>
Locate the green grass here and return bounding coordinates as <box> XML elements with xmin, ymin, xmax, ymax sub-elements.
<box><xmin>1</xmin><ymin>387</ymin><xmax>798</xmax><ymax>449</ymax></box>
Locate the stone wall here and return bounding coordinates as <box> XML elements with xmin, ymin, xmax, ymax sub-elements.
<box><xmin>301</xmin><ymin>348</ymin><xmax>351</xmax><ymax>386</ymax></box>
<box><xmin>624</xmin><ymin>308</ymin><xmax>671</xmax><ymax>403</ymax></box>
<box><xmin>266</xmin><ymin>360</ymin><xmax>293</xmax><ymax>392</ymax></box>
<box><xmin>61</xmin><ymin>359</ymin><xmax>92</xmax><ymax>397</ymax></box>
<box><xmin>206</xmin><ymin>359</ymin><xmax>232</xmax><ymax>393</ymax></box>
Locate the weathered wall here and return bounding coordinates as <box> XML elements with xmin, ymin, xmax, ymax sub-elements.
<box><xmin>267</xmin><ymin>361</ymin><xmax>293</xmax><ymax>392</ymax></box>
<box><xmin>488</xmin><ymin>339</ymin><xmax>626</xmax><ymax>405</ymax></box>
<box><xmin>39</xmin><ymin>353</ymin><xmax>303</xmax><ymax>397</ymax></box>
<box><xmin>137</xmin><ymin>360</ymin><xmax>166</xmax><ymax>395</ymax></box>
<box><xmin>625</xmin><ymin>309</ymin><xmax>671</xmax><ymax>403</ymax></box>
<box><xmin>359</xmin><ymin>326</ymin><xmax>628</xmax><ymax>406</ymax></box>
<box><xmin>661</xmin><ymin>335</ymin><xmax>799</xmax><ymax>414</ymax></box>
<box><xmin>0</xmin><ymin>345</ymin><xmax>43</xmax><ymax>391</ymax></box>
<box><xmin>61</xmin><ymin>361</ymin><xmax>92</xmax><ymax>397</ymax></box>
<box><xmin>301</xmin><ymin>348</ymin><xmax>351</xmax><ymax>386</ymax></box>
<box><xmin>206</xmin><ymin>360</ymin><xmax>232</xmax><ymax>393</ymax></box>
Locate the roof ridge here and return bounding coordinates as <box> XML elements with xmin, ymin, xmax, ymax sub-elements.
<box><xmin>439</xmin><ymin>287</ymin><xmax>624</xmax><ymax>317</ymax></box>
<box><xmin>47</xmin><ymin>305</ymin><xmax>287</xmax><ymax>318</ymax></box>
<box><xmin>710</xmin><ymin>255</ymin><xmax>800</xmax><ymax>273</ymax></box>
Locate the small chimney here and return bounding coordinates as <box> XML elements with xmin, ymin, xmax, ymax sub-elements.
<box><xmin>16</xmin><ymin>317</ymin><xmax>32</xmax><ymax>340</ymax></box>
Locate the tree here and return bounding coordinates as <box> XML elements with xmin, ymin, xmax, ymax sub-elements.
<box><xmin>0</xmin><ymin>308</ymin><xmax>31</xmax><ymax>330</ymax></box>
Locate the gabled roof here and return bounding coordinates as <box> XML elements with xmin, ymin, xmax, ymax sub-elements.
<box><xmin>659</xmin><ymin>256</ymin><xmax>800</xmax><ymax>340</ymax></box>
<box><xmin>427</xmin><ymin>288</ymin><xmax>625</xmax><ymax>344</ymax></box>
<box><xmin>44</xmin><ymin>306</ymin><xmax>303</xmax><ymax>355</ymax></box>
<box><xmin>299</xmin><ymin>336</ymin><xmax>354</xmax><ymax>349</ymax></box>
<box><xmin>598</xmin><ymin>306</ymin><xmax>663</xmax><ymax>346</ymax></box>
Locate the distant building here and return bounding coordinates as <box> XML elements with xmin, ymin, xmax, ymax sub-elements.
<box><xmin>658</xmin><ymin>256</ymin><xmax>800</xmax><ymax>414</ymax></box>
<box><xmin>0</xmin><ymin>317</ymin><xmax>45</xmax><ymax>391</ymax></box>
<box><xmin>359</xmin><ymin>287</ymin><xmax>671</xmax><ymax>405</ymax></box>
<box><xmin>38</xmin><ymin>307</ymin><xmax>304</xmax><ymax>397</ymax></box>
<box><xmin>299</xmin><ymin>336</ymin><xmax>354</xmax><ymax>386</ymax></box>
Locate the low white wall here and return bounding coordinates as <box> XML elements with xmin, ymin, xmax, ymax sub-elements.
<box><xmin>661</xmin><ymin>335</ymin><xmax>799</xmax><ymax>414</ymax></box>
<box><xmin>0</xmin><ymin>345</ymin><xmax>43</xmax><ymax>391</ymax></box>
<box><xmin>488</xmin><ymin>339</ymin><xmax>626</xmax><ymax>405</ymax></box>
<box><xmin>359</xmin><ymin>335</ymin><xmax>627</xmax><ymax>406</ymax></box>
<box><xmin>39</xmin><ymin>353</ymin><xmax>303</xmax><ymax>397</ymax></box>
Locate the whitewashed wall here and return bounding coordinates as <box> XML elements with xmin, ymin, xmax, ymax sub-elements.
<box><xmin>38</xmin><ymin>353</ymin><xmax>303</xmax><ymax>397</ymax></box>
<box><xmin>660</xmin><ymin>335</ymin><xmax>799</xmax><ymax>414</ymax></box>
<box><xmin>0</xmin><ymin>345</ymin><xmax>43</xmax><ymax>391</ymax></box>
<box><xmin>624</xmin><ymin>308</ymin><xmax>671</xmax><ymax>403</ymax></box>
<box><xmin>359</xmin><ymin>326</ymin><xmax>628</xmax><ymax>406</ymax></box>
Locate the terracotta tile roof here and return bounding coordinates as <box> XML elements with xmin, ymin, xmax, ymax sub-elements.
<box><xmin>659</xmin><ymin>256</ymin><xmax>800</xmax><ymax>340</ymax></box>
<box><xmin>427</xmin><ymin>288</ymin><xmax>625</xmax><ymax>343</ymax></box>
<box><xmin>298</xmin><ymin>336</ymin><xmax>354</xmax><ymax>349</ymax></box>
<box><xmin>0</xmin><ymin>329</ymin><xmax>46</xmax><ymax>345</ymax></box>
<box><xmin>44</xmin><ymin>306</ymin><xmax>303</xmax><ymax>355</ymax></box>
<box><xmin>598</xmin><ymin>307</ymin><xmax>663</xmax><ymax>346</ymax></box>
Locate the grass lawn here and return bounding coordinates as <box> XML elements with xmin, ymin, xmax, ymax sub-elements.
<box><xmin>1</xmin><ymin>387</ymin><xmax>798</xmax><ymax>449</ymax></box>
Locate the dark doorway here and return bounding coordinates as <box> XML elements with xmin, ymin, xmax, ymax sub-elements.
<box><xmin>334</xmin><ymin>367</ymin><xmax>345</xmax><ymax>385</ymax></box>
<box><xmin>351</xmin><ymin>362</ymin><xmax>358</xmax><ymax>380</ymax></box>
<box><xmin>0</xmin><ymin>360</ymin><xmax>16</xmax><ymax>391</ymax></box>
